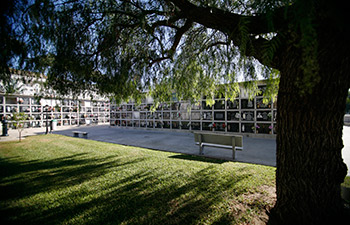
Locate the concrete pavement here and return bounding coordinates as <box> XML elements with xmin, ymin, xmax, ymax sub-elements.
<box><xmin>56</xmin><ymin>126</ymin><xmax>277</xmax><ymax>166</ymax></box>
<box><xmin>1</xmin><ymin>125</ymin><xmax>350</xmax><ymax>172</ymax></box>
<box><xmin>0</xmin><ymin>124</ymin><xmax>276</xmax><ymax>166</ymax></box>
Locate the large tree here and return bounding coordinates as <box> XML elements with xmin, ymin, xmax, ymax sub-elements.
<box><xmin>2</xmin><ymin>0</ymin><xmax>350</xmax><ymax>224</ymax></box>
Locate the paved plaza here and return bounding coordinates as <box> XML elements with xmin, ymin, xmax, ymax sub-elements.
<box><xmin>1</xmin><ymin>125</ymin><xmax>350</xmax><ymax>173</ymax></box>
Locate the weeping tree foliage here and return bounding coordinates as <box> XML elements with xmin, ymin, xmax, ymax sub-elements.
<box><xmin>2</xmin><ymin>0</ymin><xmax>350</xmax><ymax>224</ymax></box>
<box><xmin>0</xmin><ymin>0</ymin><xmax>28</xmax><ymax>85</ymax></box>
<box><xmin>4</xmin><ymin>0</ymin><xmax>280</xmax><ymax>104</ymax></box>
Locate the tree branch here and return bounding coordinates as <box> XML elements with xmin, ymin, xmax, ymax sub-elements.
<box><xmin>170</xmin><ymin>19</ymin><xmax>193</xmax><ymax>52</ymax></box>
<box><xmin>149</xmin><ymin>18</ymin><xmax>193</xmax><ymax>66</ymax></box>
<box><xmin>150</xmin><ymin>12</ymin><xmax>186</xmax><ymax>31</ymax></box>
<box><xmin>169</xmin><ymin>0</ymin><xmax>289</xmax><ymax>67</ymax></box>
<box><xmin>171</xmin><ymin>0</ymin><xmax>289</xmax><ymax>35</ymax></box>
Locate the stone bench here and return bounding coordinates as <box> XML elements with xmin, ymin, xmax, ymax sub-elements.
<box><xmin>193</xmin><ymin>132</ymin><xmax>243</xmax><ymax>160</ymax></box>
<box><xmin>73</xmin><ymin>131</ymin><xmax>88</xmax><ymax>138</ymax></box>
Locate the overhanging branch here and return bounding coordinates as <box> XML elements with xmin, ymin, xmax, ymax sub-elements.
<box><xmin>169</xmin><ymin>0</ymin><xmax>289</xmax><ymax>68</ymax></box>
<box><xmin>171</xmin><ymin>0</ymin><xmax>289</xmax><ymax>35</ymax></box>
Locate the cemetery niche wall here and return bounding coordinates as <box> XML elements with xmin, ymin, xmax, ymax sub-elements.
<box><xmin>1</xmin><ymin>70</ymin><xmax>276</xmax><ymax>137</ymax></box>
<box><xmin>110</xmin><ymin>83</ymin><xmax>277</xmax><ymax>137</ymax></box>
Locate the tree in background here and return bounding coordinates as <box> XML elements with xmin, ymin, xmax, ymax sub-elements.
<box><xmin>12</xmin><ymin>112</ymin><xmax>28</xmax><ymax>142</ymax></box>
<box><xmin>2</xmin><ymin>0</ymin><xmax>350</xmax><ymax>224</ymax></box>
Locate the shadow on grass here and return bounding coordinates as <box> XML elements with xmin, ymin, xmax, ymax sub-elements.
<box><xmin>0</xmin><ymin>154</ymin><xmax>144</xmax><ymax>201</ymax></box>
<box><xmin>0</xmin><ymin>153</ymin><xmax>255</xmax><ymax>225</ymax></box>
<box><xmin>169</xmin><ymin>154</ymin><xmax>226</xmax><ymax>164</ymax></box>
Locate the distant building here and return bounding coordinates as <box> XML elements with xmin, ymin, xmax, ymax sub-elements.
<box><xmin>0</xmin><ymin>70</ymin><xmax>110</xmax><ymax>129</ymax></box>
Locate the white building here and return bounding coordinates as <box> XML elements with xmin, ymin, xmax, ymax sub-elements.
<box><xmin>0</xmin><ymin>70</ymin><xmax>110</xmax><ymax>129</ymax></box>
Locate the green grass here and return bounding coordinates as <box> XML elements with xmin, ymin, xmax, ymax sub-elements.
<box><xmin>343</xmin><ymin>176</ymin><xmax>350</xmax><ymax>188</ymax></box>
<box><xmin>0</xmin><ymin>134</ymin><xmax>276</xmax><ymax>225</ymax></box>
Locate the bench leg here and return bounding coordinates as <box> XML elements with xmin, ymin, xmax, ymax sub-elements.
<box><xmin>198</xmin><ymin>134</ymin><xmax>204</xmax><ymax>155</ymax></box>
<box><xmin>199</xmin><ymin>144</ymin><xmax>204</xmax><ymax>155</ymax></box>
<box><xmin>232</xmin><ymin>147</ymin><xmax>236</xmax><ymax>160</ymax></box>
<box><xmin>232</xmin><ymin>137</ymin><xmax>236</xmax><ymax>160</ymax></box>
<box><xmin>83</xmin><ymin>133</ymin><xmax>88</xmax><ymax>138</ymax></box>
<box><xmin>73</xmin><ymin>133</ymin><xmax>79</xmax><ymax>137</ymax></box>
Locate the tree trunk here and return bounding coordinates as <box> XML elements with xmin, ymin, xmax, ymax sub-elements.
<box><xmin>268</xmin><ymin>30</ymin><xmax>350</xmax><ymax>224</ymax></box>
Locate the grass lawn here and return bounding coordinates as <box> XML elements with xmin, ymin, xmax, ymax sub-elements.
<box><xmin>0</xmin><ymin>134</ymin><xmax>276</xmax><ymax>225</ymax></box>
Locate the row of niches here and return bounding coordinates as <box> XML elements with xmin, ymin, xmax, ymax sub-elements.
<box><xmin>0</xmin><ymin>96</ymin><xmax>40</xmax><ymax>105</ymax></box>
<box><xmin>0</xmin><ymin>96</ymin><xmax>110</xmax><ymax>107</ymax></box>
<box><xmin>112</xmin><ymin>120</ymin><xmax>276</xmax><ymax>134</ymax></box>
<box><xmin>2</xmin><ymin>112</ymin><xmax>109</xmax><ymax>121</ymax></box>
<box><xmin>111</xmin><ymin>110</ymin><xmax>277</xmax><ymax>122</ymax></box>
<box><xmin>112</xmin><ymin>98</ymin><xmax>275</xmax><ymax>112</ymax></box>
<box><xmin>6</xmin><ymin>118</ymin><xmax>104</xmax><ymax>129</ymax></box>
<box><xmin>0</xmin><ymin>105</ymin><xmax>109</xmax><ymax>113</ymax></box>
